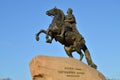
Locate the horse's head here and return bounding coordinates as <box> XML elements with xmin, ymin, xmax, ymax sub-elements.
<box><xmin>46</xmin><ymin>7</ymin><xmax>58</xmax><ymax>16</ymax></box>
<box><xmin>46</xmin><ymin>7</ymin><xmax>65</xmax><ymax>37</ymax></box>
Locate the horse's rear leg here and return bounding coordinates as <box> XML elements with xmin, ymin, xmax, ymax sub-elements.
<box><xmin>74</xmin><ymin>42</ymin><xmax>84</xmax><ymax>61</ymax></box>
<box><xmin>64</xmin><ymin>46</ymin><xmax>73</xmax><ymax>58</ymax></box>
<box><xmin>76</xmin><ymin>50</ymin><xmax>84</xmax><ymax>61</ymax></box>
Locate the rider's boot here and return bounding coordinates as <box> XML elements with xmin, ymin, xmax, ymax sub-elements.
<box><xmin>57</xmin><ymin>30</ymin><xmax>64</xmax><ymax>38</ymax></box>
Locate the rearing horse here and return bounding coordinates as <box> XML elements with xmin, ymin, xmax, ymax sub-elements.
<box><xmin>36</xmin><ymin>7</ymin><xmax>97</xmax><ymax>69</ymax></box>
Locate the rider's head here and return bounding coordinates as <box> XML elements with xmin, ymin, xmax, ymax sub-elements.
<box><xmin>67</xmin><ymin>8</ymin><xmax>73</xmax><ymax>14</ymax></box>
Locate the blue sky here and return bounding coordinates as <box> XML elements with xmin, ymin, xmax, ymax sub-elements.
<box><xmin>0</xmin><ymin>0</ymin><xmax>120</xmax><ymax>80</ymax></box>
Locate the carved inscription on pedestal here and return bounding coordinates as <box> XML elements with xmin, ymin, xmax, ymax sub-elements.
<box><xmin>58</xmin><ymin>67</ymin><xmax>85</xmax><ymax>77</ymax></box>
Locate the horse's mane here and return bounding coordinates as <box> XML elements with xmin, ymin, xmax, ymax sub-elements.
<box><xmin>56</xmin><ymin>8</ymin><xmax>65</xmax><ymax>24</ymax></box>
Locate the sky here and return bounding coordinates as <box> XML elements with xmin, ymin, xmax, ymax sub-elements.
<box><xmin>0</xmin><ymin>0</ymin><xmax>120</xmax><ymax>80</ymax></box>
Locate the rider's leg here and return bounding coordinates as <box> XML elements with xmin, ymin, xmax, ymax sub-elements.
<box><xmin>57</xmin><ymin>28</ymin><xmax>65</xmax><ymax>38</ymax></box>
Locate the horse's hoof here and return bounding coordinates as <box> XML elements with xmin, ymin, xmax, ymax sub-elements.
<box><xmin>36</xmin><ymin>36</ymin><xmax>39</xmax><ymax>41</ymax></box>
<box><xmin>46</xmin><ymin>39</ymin><xmax>52</xmax><ymax>43</ymax></box>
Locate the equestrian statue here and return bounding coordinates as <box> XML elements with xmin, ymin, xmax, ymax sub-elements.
<box><xmin>35</xmin><ymin>7</ymin><xmax>97</xmax><ymax>69</ymax></box>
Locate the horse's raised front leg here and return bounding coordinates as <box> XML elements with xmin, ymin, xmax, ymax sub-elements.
<box><xmin>35</xmin><ymin>29</ymin><xmax>47</xmax><ymax>41</ymax></box>
<box><xmin>36</xmin><ymin>29</ymin><xmax>53</xmax><ymax>43</ymax></box>
<box><xmin>46</xmin><ymin>35</ymin><xmax>53</xmax><ymax>43</ymax></box>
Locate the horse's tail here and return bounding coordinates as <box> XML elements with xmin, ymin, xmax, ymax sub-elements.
<box><xmin>82</xmin><ymin>44</ymin><xmax>97</xmax><ymax>69</ymax></box>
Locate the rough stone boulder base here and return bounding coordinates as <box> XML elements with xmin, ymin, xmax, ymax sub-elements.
<box><xmin>29</xmin><ymin>56</ymin><xmax>106</xmax><ymax>80</ymax></box>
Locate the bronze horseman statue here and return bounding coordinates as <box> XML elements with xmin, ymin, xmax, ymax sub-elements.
<box><xmin>36</xmin><ymin>7</ymin><xmax>97</xmax><ymax>69</ymax></box>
